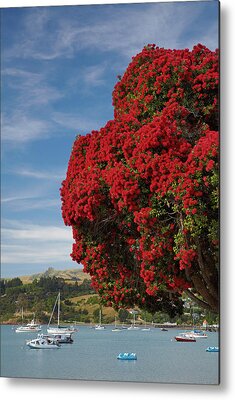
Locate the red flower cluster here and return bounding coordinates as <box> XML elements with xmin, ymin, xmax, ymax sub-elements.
<box><xmin>61</xmin><ymin>44</ymin><xmax>219</xmax><ymax>314</ymax></box>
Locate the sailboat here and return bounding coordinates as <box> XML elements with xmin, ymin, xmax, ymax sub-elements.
<box><xmin>112</xmin><ymin>316</ymin><xmax>122</xmax><ymax>332</ymax></box>
<box><xmin>15</xmin><ymin>309</ymin><xmax>41</xmax><ymax>333</ymax></box>
<box><xmin>141</xmin><ymin>322</ymin><xmax>150</xmax><ymax>331</ymax></box>
<box><xmin>141</xmin><ymin>313</ymin><xmax>150</xmax><ymax>331</ymax></box>
<box><xmin>127</xmin><ymin>311</ymin><xmax>140</xmax><ymax>330</ymax></box>
<box><xmin>47</xmin><ymin>292</ymin><xmax>77</xmax><ymax>334</ymax></box>
<box><xmin>95</xmin><ymin>309</ymin><xmax>106</xmax><ymax>330</ymax></box>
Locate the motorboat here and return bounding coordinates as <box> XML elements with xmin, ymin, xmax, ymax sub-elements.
<box><xmin>161</xmin><ymin>328</ymin><xmax>168</xmax><ymax>331</ymax></box>
<box><xmin>175</xmin><ymin>334</ymin><xmax>196</xmax><ymax>342</ymax></box>
<box><xmin>42</xmin><ymin>333</ymin><xmax>73</xmax><ymax>343</ymax></box>
<box><xmin>206</xmin><ymin>346</ymin><xmax>219</xmax><ymax>352</ymax></box>
<box><xmin>182</xmin><ymin>330</ymin><xmax>208</xmax><ymax>339</ymax></box>
<box><xmin>47</xmin><ymin>292</ymin><xmax>77</xmax><ymax>334</ymax></box>
<box><xmin>117</xmin><ymin>353</ymin><xmax>137</xmax><ymax>360</ymax></box>
<box><xmin>191</xmin><ymin>330</ymin><xmax>208</xmax><ymax>338</ymax></box>
<box><xmin>15</xmin><ymin>310</ymin><xmax>41</xmax><ymax>333</ymax></box>
<box><xmin>15</xmin><ymin>320</ymin><xmax>42</xmax><ymax>333</ymax></box>
<box><xmin>26</xmin><ymin>334</ymin><xmax>60</xmax><ymax>349</ymax></box>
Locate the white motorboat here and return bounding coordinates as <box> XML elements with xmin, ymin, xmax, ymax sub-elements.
<box><xmin>47</xmin><ymin>292</ymin><xmax>77</xmax><ymax>334</ymax></box>
<box><xmin>15</xmin><ymin>310</ymin><xmax>41</xmax><ymax>333</ymax></box>
<box><xmin>182</xmin><ymin>330</ymin><xmax>208</xmax><ymax>339</ymax></box>
<box><xmin>26</xmin><ymin>334</ymin><xmax>60</xmax><ymax>349</ymax></box>
<box><xmin>40</xmin><ymin>333</ymin><xmax>73</xmax><ymax>344</ymax></box>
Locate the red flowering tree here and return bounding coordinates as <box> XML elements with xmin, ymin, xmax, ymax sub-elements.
<box><xmin>61</xmin><ymin>44</ymin><xmax>219</xmax><ymax>315</ymax></box>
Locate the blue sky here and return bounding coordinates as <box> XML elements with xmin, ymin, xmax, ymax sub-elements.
<box><xmin>1</xmin><ymin>0</ymin><xmax>219</xmax><ymax>278</ymax></box>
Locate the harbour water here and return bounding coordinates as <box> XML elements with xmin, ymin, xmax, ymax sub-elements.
<box><xmin>0</xmin><ymin>325</ymin><xmax>219</xmax><ymax>384</ymax></box>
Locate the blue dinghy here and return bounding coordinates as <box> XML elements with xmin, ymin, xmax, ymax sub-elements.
<box><xmin>206</xmin><ymin>346</ymin><xmax>219</xmax><ymax>352</ymax></box>
<box><xmin>117</xmin><ymin>352</ymin><xmax>137</xmax><ymax>360</ymax></box>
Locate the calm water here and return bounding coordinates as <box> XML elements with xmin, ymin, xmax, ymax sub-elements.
<box><xmin>0</xmin><ymin>325</ymin><xmax>219</xmax><ymax>384</ymax></box>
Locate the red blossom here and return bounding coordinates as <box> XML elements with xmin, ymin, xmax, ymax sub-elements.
<box><xmin>61</xmin><ymin>44</ymin><xmax>219</xmax><ymax>314</ymax></box>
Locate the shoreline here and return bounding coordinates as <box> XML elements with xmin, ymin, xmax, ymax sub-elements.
<box><xmin>0</xmin><ymin>322</ymin><xmax>218</xmax><ymax>331</ymax></box>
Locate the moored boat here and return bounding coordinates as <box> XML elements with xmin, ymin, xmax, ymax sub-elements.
<box><xmin>182</xmin><ymin>330</ymin><xmax>208</xmax><ymax>339</ymax></box>
<box><xmin>26</xmin><ymin>334</ymin><xmax>60</xmax><ymax>349</ymax></box>
<box><xmin>127</xmin><ymin>325</ymin><xmax>140</xmax><ymax>330</ymax></box>
<box><xmin>206</xmin><ymin>346</ymin><xmax>219</xmax><ymax>352</ymax></box>
<box><xmin>117</xmin><ymin>352</ymin><xmax>137</xmax><ymax>360</ymax></box>
<box><xmin>127</xmin><ymin>311</ymin><xmax>139</xmax><ymax>330</ymax></box>
<box><xmin>175</xmin><ymin>334</ymin><xmax>196</xmax><ymax>342</ymax></box>
<box><xmin>15</xmin><ymin>310</ymin><xmax>41</xmax><ymax>333</ymax></box>
<box><xmin>112</xmin><ymin>317</ymin><xmax>122</xmax><ymax>331</ymax></box>
<box><xmin>42</xmin><ymin>333</ymin><xmax>73</xmax><ymax>343</ymax></box>
<box><xmin>47</xmin><ymin>292</ymin><xmax>77</xmax><ymax>334</ymax></box>
<box><xmin>94</xmin><ymin>309</ymin><xmax>106</xmax><ymax>330</ymax></box>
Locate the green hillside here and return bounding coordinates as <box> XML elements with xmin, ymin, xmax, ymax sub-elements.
<box><xmin>0</xmin><ymin>268</ymin><xmax>218</xmax><ymax>327</ymax></box>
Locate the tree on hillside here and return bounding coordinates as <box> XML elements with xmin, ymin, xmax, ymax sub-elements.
<box><xmin>61</xmin><ymin>44</ymin><xmax>219</xmax><ymax>315</ymax></box>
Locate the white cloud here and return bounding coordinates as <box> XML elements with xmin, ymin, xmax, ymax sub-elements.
<box><xmin>51</xmin><ymin>111</ymin><xmax>103</xmax><ymax>133</ymax></box>
<box><xmin>1</xmin><ymin>243</ymin><xmax>72</xmax><ymax>264</ymax></box>
<box><xmin>2</xmin><ymin>224</ymin><xmax>71</xmax><ymax>242</ymax></box>
<box><xmin>83</xmin><ymin>64</ymin><xmax>106</xmax><ymax>87</ymax></box>
<box><xmin>2</xmin><ymin>67</ymin><xmax>63</xmax><ymax>107</ymax></box>
<box><xmin>2</xmin><ymin>196</ymin><xmax>60</xmax><ymax>211</ymax></box>
<box><xmin>14</xmin><ymin>167</ymin><xmax>65</xmax><ymax>181</ymax></box>
<box><xmin>3</xmin><ymin>3</ymin><xmax>218</xmax><ymax>63</ymax></box>
<box><xmin>1</xmin><ymin>221</ymin><xmax>73</xmax><ymax>264</ymax></box>
<box><xmin>1</xmin><ymin>112</ymin><xmax>51</xmax><ymax>144</ymax></box>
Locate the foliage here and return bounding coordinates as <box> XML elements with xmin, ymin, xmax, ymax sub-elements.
<box><xmin>118</xmin><ymin>308</ymin><xmax>130</xmax><ymax>322</ymax></box>
<box><xmin>61</xmin><ymin>44</ymin><xmax>219</xmax><ymax>314</ymax></box>
<box><xmin>0</xmin><ymin>276</ymin><xmax>95</xmax><ymax>323</ymax></box>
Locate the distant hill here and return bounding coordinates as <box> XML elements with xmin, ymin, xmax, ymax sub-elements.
<box><xmin>19</xmin><ymin>267</ymin><xmax>90</xmax><ymax>285</ymax></box>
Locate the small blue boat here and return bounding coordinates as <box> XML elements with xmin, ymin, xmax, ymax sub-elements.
<box><xmin>117</xmin><ymin>352</ymin><xmax>137</xmax><ymax>360</ymax></box>
<box><xmin>206</xmin><ymin>346</ymin><xmax>219</xmax><ymax>352</ymax></box>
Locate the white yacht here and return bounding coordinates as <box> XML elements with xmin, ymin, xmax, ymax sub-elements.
<box><xmin>15</xmin><ymin>310</ymin><xmax>41</xmax><ymax>333</ymax></box>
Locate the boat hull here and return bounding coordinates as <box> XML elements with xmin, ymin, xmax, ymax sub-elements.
<box><xmin>16</xmin><ymin>327</ymin><xmax>41</xmax><ymax>333</ymax></box>
<box><xmin>27</xmin><ymin>343</ymin><xmax>60</xmax><ymax>349</ymax></box>
<box><xmin>47</xmin><ymin>327</ymin><xmax>76</xmax><ymax>334</ymax></box>
<box><xmin>175</xmin><ymin>336</ymin><xmax>196</xmax><ymax>342</ymax></box>
<box><xmin>206</xmin><ymin>347</ymin><xmax>219</xmax><ymax>352</ymax></box>
<box><xmin>117</xmin><ymin>353</ymin><xmax>137</xmax><ymax>360</ymax></box>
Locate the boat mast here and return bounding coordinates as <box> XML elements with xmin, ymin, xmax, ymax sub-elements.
<box><xmin>58</xmin><ymin>291</ymin><xmax>60</xmax><ymax>327</ymax></box>
<box><xmin>47</xmin><ymin>292</ymin><xmax>59</xmax><ymax>328</ymax></box>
